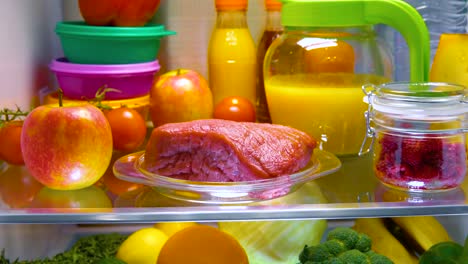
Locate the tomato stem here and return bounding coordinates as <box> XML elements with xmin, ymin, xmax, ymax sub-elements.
<box><xmin>58</xmin><ymin>88</ymin><xmax>64</xmax><ymax>107</ymax></box>
<box><xmin>90</xmin><ymin>85</ymin><xmax>118</xmax><ymax>111</ymax></box>
<box><xmin>0</xmin><ymin>107</ymin><xmax>29</xmax><ymax>127</ymax></box>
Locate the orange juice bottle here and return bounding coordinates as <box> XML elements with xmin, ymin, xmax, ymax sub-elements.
<box><xmin>256</xmin><ymin>0</ymin><xmax>283</xmax><ymax>123</ymax></box>
<box><xmin>208</xmin><ymin>0</ymin><xmax>256</xmax><ymax>107</ymax></box>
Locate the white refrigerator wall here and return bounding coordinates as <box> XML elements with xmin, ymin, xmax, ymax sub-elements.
<box><xmin>0</xmin><ymin>0</ymin><xmax>62</xmax><ymax>110</ymax></box>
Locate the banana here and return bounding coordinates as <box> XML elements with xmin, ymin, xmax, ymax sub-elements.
<box><xmin>353</xmin><ymin>218</ymin><xmax>418</xmax><ymax>264</ymax></box>
<box><xmin>391</xmin><ymin>216</ymin><xmax>452</xmax><ymax>252</ymax></box>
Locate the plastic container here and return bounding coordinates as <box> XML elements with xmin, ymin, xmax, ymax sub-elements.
<box><xmin>360</xmin><ymin>82</ymin><xmax>468</xmax><ymax>192</ymax></box>
<box><xmin>55</xmin><ymin>21</ymin><xmax>176</xmax><ymax>64</ymax></box>
<box><xmin>42</xmin><ymin>92</ymin><xmax>150</xmax><ymax>121</ymax></box>
<box><xmin>49</xmin><ymin>58</ymin><xmax>160</xmax><ymax>100</ymax></box>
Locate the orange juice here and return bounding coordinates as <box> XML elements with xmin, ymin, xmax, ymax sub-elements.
<box><xmin>265</xmin><ymin>73</ymin><xmax>389</xmax><ymax>156</ymax></box>
<box><xmin>208</xmin><ymin>28</ymin><xmax>256</xmax><ymax>106</ymax></box>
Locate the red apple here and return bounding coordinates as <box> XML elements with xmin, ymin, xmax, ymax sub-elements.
<box><xmin>150</xmin><ymin>69</ymin><xmax>213</xmax><ymax>127</ymax></box>
<box><xmin>78</xmin><ymin>0</ymin><xmax>161</xmax><ymax>27</ymax></box>
<box><xmin>21</xmin><ymin>103</ymin><xmax>113</xmax><ymax>190</ymax></box>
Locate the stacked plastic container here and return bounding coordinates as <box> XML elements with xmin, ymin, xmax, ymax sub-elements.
<box><xmin>377</xmin><ymin>0</ymin><xmax>468</xmax><ymax>81</ymax></box>
<box><xmin>46</xmin><ymin>13</ymin><xmax>175</xmax><ymax>120</ymax></box>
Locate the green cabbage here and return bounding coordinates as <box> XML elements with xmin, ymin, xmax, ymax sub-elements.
<box><xmin>219</xmin><ymin>182</ymin><xmax>328</xmax><ymax>264</ymax></box>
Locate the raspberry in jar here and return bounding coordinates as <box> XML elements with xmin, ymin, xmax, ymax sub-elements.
<box><xmin>360</xmin><ymin>82</ymin><xmax>468</xmax><ymax>191</ymax></box>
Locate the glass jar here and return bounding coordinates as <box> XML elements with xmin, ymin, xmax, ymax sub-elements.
<box><xmin>263</xmin><ymin>0</ymin><xmax>430</xmax><ymax>157</ymax></box>
<box><xmin>361</xmin><ymin>82</ymin><xmax>468</xmax><ymax>192</ymax></box>
<box><xmin>264</xmin><ymin>26</ymin><xmax>392</xmax><ymax>157</ymax></box>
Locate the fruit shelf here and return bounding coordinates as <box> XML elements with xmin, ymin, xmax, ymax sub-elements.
<box><xmin>1</xmin><ymin>153</ymin><xmax>467</xmax><ymax>224</ymax></box>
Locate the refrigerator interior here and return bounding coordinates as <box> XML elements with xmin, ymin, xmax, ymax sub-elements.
<box><xmin>0</xmin><ymin>0</ymin><xmax>467</xmax><ymax>261</ymax></box>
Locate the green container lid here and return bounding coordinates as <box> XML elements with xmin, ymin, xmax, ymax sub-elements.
<box><xmin>56</xmin><ymin>21</ymin><xmax>175</xmax><ymax>38</ymax></box>
<box><xmin>55</xmin><ymin>21</ymin><xmax>176</xmax><ymax>64</ymax></box>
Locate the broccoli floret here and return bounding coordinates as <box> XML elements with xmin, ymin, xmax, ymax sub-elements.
<box><xmin>323</xmin><ymin>259</ymin><xmax>346</xmax><ymax>264</ymax></box>
<box><xmin>304</xmin><ymin>260</ymin><xmax>345</xmax><ymax>264</ymax></box>
<box><xmin>355</xmin><ymin>233</ymin><xmax>372</xmax><ymax>252</ymax></box>
<box><xmin>327</xmin><ymin>227</ymin><xmax>360</xmax><ymax>250</ymax></box>
<box><xmin>299</xmin><ymin>245</ymin><xmax>311</xmax><ymax>263</ymax></box>
<box><xmin>300</xmin><ymin>244</ymin><xmax>334</xmax><ymax>263</ymax></box>
<box><xmin>365</xmin><ymin>251</ymin><xmax>393</xmax><ymax>264</ymax></box>
<box><xmin>299</xmin><ymin>227</ymin><xmax>393</xmax><ymax>264</ymax></box>
<box><xmin>322</xmin><ymin>240</ymin><xmax>347</xmax><ymax>256</ymax></box>
<box><xmin>337</xmin><ymin>249</ymin><xmax>370</xmax><ymax>263</ymax></box>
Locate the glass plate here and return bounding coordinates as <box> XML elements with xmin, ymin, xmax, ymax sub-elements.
<box><xmin>113</xmin><ymin>149</ymin><xmax>341</xmax><ymax>204</ymax></box>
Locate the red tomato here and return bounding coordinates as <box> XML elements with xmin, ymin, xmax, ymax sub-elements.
<box><xmin>78</xmin><ymin>0</ymin><xmax>161</xmax><ymax>27</ymax></box>
<box><xmin>0</xmin><ymin>121</ymin><xmax>24</xmax><ymax>165</ymax></box>
<box><xmin>214</xmin><ymin>96</ymin><xmax>256</xmax><ymax>122</ymax></box>
<box><xmin>105</xmin><ymin>107</ymin><xmax>147</xmax><ymax>152</ymax></box>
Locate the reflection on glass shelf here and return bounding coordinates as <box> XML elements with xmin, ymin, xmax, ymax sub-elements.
<box><xmin>314</xmin><ymin>153</ymin><xmax>467</xmax><ymax>205</ymax></box>
<box><xmin>373</xmin><ymin>184</ymin><xmax>466</xmax><ymax>204</ymax></box>
<box><xmin>0</xmin><ymin>152</ymin><xmax>468</xmax><ymax>223</ymax></box>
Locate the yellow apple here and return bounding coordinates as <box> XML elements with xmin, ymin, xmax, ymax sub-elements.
<box><xmin>150</xmin><ymin>69</ymin><xmax>213</xmax><ymax>127</ymax></box>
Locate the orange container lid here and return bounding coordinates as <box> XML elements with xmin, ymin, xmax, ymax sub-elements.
<box><xmin>265</xmin><ymin>0</ymin><xmax>282</xmax><ymax>11</ymax></box>
<box><xmin>43</xmin><ymin>92</ymin><xmax>150</xmax><ymax>120</ymax></box>
<box><xmin>215</xmin><ymin>0</ymin><xmax>248</xmax><ymax>11</ymax></box>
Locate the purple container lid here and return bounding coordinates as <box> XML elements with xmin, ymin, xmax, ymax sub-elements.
<box><xmin>49</xmin><ymin>58</ymin><xmax>160</xmax><ymax>75</ymax></box>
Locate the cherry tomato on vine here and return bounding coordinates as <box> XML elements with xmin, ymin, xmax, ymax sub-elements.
<box><xmin>0</xmin><ymin>121</ymin><xmax>25</xmax><ymax>165</ymax></box>
<box><xmin>105</xmin><ymin>107</ymin><xmax>147</xmax><ymax>152</ymax></box>
<box><xmin>213</xmin><ymin>96</ymin><xmax>256</xmax><ymax>122</ymax></box>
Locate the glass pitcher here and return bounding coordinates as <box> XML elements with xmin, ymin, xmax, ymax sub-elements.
<box><xmin>264</xmin><ymin>0</ymin><xmax>430</xmax><ymax>157</ymax></box>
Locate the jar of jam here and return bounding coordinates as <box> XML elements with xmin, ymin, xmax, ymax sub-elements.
<box><xmin>360</xmin><ymin>82</ymin><xmax>468</xmax><ymax>192</ymax></box>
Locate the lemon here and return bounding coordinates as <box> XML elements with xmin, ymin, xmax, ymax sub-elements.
<box><xmin>116</xmin><ymin>227</ymin><xmax>168</xmax><ymax>264</ymax></box>
<box><xmin>154</xmin><ymin>222</ymin><xmax>198</xmax><ymax>237</ymax></box>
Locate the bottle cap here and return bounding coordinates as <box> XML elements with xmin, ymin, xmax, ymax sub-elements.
<box><xmin>265</xmin><ymin>0</ymin><xmax>281</xmax><ymax>11</ymax></box>
<box><xmin>215</xmin><ymin>0</ymin><xmax>248</xmax><ymax>11</ymax></box>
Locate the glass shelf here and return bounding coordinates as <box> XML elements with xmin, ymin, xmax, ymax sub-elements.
<box><xmin>0</xmin><ymin>153</ymin><xmax>467</xmax><ymax>224</ymax></box>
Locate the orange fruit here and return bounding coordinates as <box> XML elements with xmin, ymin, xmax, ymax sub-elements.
<box><xmin>157</xmin><ymin>225</ymin><xmax>249</xmax><ymax>264</ymax></box>
<box><xmin>154</xmin><ymin>222</ymin><xmax>198</xmax><ymax>237</ymax></box>
<box><xmin>304</xmin><ymin>39</ymin><xmax>355</xmax><ymax>73</ymax></box>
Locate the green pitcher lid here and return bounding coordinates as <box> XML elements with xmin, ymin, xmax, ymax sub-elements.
<box><xmin>280</xmin><ymin>0</ymin><xmax>430</xmax><ymax>82</ymax></box>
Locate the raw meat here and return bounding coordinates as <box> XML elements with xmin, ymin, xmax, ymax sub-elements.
<box><xmin>143</xmin><ymin>119</ymin><xmax>316</xmax><ymax>182</ymax></box>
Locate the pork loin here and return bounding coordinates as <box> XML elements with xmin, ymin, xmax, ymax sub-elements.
<box><xmin>143</xmin><ymin>119</ymin><xmax>316</xmax><ymax>182</ymax></box>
